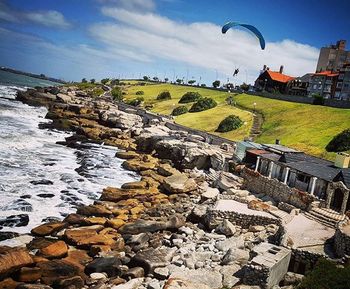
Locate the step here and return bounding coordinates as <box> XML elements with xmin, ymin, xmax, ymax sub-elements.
<box><xmin>304</xmin><ymin>212</ymin><xmax>335</xmax><ymax>228</ymax></box>
<box><xmin>309</xmin><ymin>209</ymin><xmax>339</xmax><ymax>225</ymax></box>
<box><xmin>312</xmin><ymin>207</ymin><xmax>345</xmax><ymax>221</ymax></box>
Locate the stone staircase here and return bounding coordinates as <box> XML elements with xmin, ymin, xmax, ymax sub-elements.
<box><xmin>305</xmin><ymin>207</ymin><xmax>346</xmax><ymax>228</ymax></box>
<box><xmin>249</xmin><ymin>112</ymin><xmax>263</xmax><ymax>140</ymax></box>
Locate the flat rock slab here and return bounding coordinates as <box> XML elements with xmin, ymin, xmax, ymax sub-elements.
<box><xmin>0</xmin><ymin>246</ymin><xmax>34</xmax><ymax>279</ymax></box>
<box><xmin>164</xmin><ymin>278</ymin><xmax>211</xmax><ymax>289</ymax></box>
<box><xmin>31</xmin><ymin>222</ymin><xmax>67</xmax><ymax>236</ymax></box>
<box><xmin>163</xmin><ymin>174</ymin><xmax>197</xmax><ymax>194</ymax></box>
<box><xmin>131</xmin><ymin>247</ymin><xmax>176</xmax><ymax>273</ymax></box>
<box><xmin>168</xmin><ymin>265</ymin><xmax>223</xmax><ymax>289</ymax></box>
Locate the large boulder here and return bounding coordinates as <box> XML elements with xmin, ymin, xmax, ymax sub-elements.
<box><xmin>163</xmin><ymin>174</ymin><xmax>197</xmax><ymax>194</ymax></box>
<box><xmin>221</xmin><ymin>248</ymin><xmax>250</xmax><ymax>266</ymax></box>
<box><xmin>37</xmin><ymin>260</ymin><xmax>80</xmax><ymax>285</ymax></box>
<box><xmin>31</xmin><ymin>222</ymin><xmax>67</xmax><ymax>236</ymax></box>
<box><xmin>215</xmin><ymin>219</ymin><xmax>236</xmax><ymax>237</ymax></box>
<box><xmin>38</xmin><ymin>241</ymin><xmax>68</xmax><ymax>259</ymax></box>
<box><xmin>85</xmin><ymin>257</ymin><xmax>121</xmax><ymax>277</ymax></box>
<box><xmin>215</xmin><ymin>172</ymin><xmax>243</xmax><ymax>191</ymax></box>
<box><xmin>164</xmin><ymin>278</ymin><xmax>211</xmax><ymax>289</ymax></box>
<box><xmin>0</xmin><ymin>247</ymin><xmax>34</xmax><ymax>279</ymax></box>
<box><xmin>99</xmin><ymin>110</ymin><xmax>143</xmax><ymax>130</ymax></box>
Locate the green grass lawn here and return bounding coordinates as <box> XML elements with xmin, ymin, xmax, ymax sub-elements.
<box><xmin>124</xmin><ymin>82</ymin><xmax>350</xmax><ymax>160</ymax></box>
<box><xmin>125</xmin><ymin>83</ymin><xmax>253</xmax><ymax>141</ymax></box>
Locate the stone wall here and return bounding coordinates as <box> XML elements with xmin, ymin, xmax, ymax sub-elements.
<box><xmin>334</xmin><ymin>219</ymin><xmax>350</xmax><ymax>257</ymax></box>
<box><xmin>289</xmin><ymin>249</ymin><xmax>326</xmax><ymax>274</ymax></box>
<box><xmin>206</xmin><ymin>209</ymin><xmax>281</xmax><ymax>230</ymax></box>
<box><xmin>242</xmin><ymin>168</ymin><xmax>315</xmax><ymax>210</ymax></box>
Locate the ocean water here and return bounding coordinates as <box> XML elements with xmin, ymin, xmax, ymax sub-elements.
<box><xmin>0</xmin><ymin>71</ymin><xmax>139</xmax><ymax>233</ymax></box>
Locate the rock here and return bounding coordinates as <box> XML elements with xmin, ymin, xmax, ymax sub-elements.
<box><xmin>164</xmin><ymin>278</ymin><xmax>211</xmax><ymax>289</ymax></box>
<box><xmin>53</xmin><ymin>276</ymin><xmax>84</xmax><ymax>289</ymax></box>
<box><xmin>220</xmin><ymin>265</ymin><xmax>241</xmax><ymax>288</ymax></box>
<box><xmin>76</xmin><ymin>204</ymin><xmax>112</xmax><ymax>217</ymax></box>
<box><xmin>121</xmin><ymin>181</ymin><xmax>148</xmax><ymax>190</ymax></box>
<box><xmin>30</xmin><ymin>179</ymin><xmax>53</xmax><ymax>185</ymax></box>
<box><xmin>131</xmin><ymin>247</ymin><xmax>175</xmax><ymax>273</ymax></box>
<box><xmin>16</xmin><ymin>285</ymin><xmax>53</xmax><ymax>289</ymax></box>
<box><xmin>0</xmin><ymin>278</ymin><xmax>19</xmax><ymax>289</ymax></box>
<box><xmin>163</xmin><ymin>174</ymin><xmax>197</xmax><ymax>194</ymax></box>
<box><xmin>107</xmin><ymin>218</ymin><xmax>126</xmax><ymax>230</ymax></box>
<box><xmin>39</xmin><ymin>241</ymin><xmax>68</xmax><ymax>259</ymax></box>
<box><xmin>0</xmin><ymin>246</ymin><xmax>34</xmax><ymax>279</ymax></box>
<box><xmin>153</xmin><ymin>267</ymin><xmax>169</xmax><ymax>280</ymax></box>
<box><xmin>119</xmin><ymin>215</ymin><xmax>184</xmax><ymax>235</ymax></box>
<box><xmin>157</xmin><ymin>164</ymin><xmax>179</xmax><ymax>177</ymax></box>
<box><xmin>215</xmin><ymin>172</ymin><xmax>243</xmax><ymax>191</ymax></box>
<box><xmin>2</xmin><ymin>199</ymin><xmax>33</xmax><ymax>212</ymax></box>
<box><xmin>178</xmin><ymin>227</ymin><xmax>193</xmax><ymax>236</ymax></box>
<box><xmin>147</xmin><ymin>280</ymin><xmax>161</xmax><ymax>289</ymax></box>
<box><xmin>100</xmin><ymin>110</ymin><xmax>142</xmax><ymax>130</ymax></box>
<box><xmin>0</xmin><ymin>214</ymin><xmax>29</xmax><ymax>227</ymax></box>
<box><xmin>188</xmin><ymin>205</ymin><xmax>207</xmax><ymax>223</ymax></box>
<box><xmin>115</xmin><ymin>151</ymin><xmax>139</xmax><ymax>160</ymax></box>
<box><xmin>168</xmin><ymin>266</ymin><xmax>223</xmax><ymax>289</ymax></box>
<box><xmin>0</xmin><ymin>232</ymin><xmax>20</xmax><ymax>242</ymax></box>
<box><xmin>215</xmin><ymin>236</ymin><xmax>245</xmax><ymax>252</ymax></box>
<box><xmin>85</xmin><ymin>257</ymin><xmax>121</xmax><ymax>277</ymax></box>
<box><xmin>90</xmin><ymin>272</ymin><xmax>107</xmax><ymax>280</ymax></box>
<box><xmin>37</xmin><ymin>260</ymin><xmax>80</xmax><ymax>285</ymax></box>
<box><xmin>124</xmin><ymin>267</ymin><xmax>144</xmax><ymax>278</ymax></box>
<box><xmin>201</xmin><ymin>187</ymin><xmax>219</xmax><ymax>201</ymax></box>
<box><xmin>249</xmin><ymin>225</ymin><xmax>265</xmax><ymax>233</ymax></box>
<box><xmin>111</xmin><ymin>278</ymin><xmax>144</xmax><ymax>289</ymax></box>
<box><xmin>15</xmin><ymin>267</ymin><xmax>42</xmax><ymax>282</ymax></box>
<box><xmin>215</xmin><ymin>219</ymin><xmax>236</xmax><ymax>237</ymax></box>
<box><xmin>282</xmin><ymin>272</ymin><xmax>304</xmax><ymax>286</ymax></box>
<box><xmin>221</xmin><ymin>248</ymin><xmax>249</xmax><ymax>266</ymax></box>
<box><xmin>31</xmin><ymin>222</ymin><xmax>67</xmax><ymax>236</ymax></box>
<box><xmin>56</xmin><ymin>93</ymin><xmax>72</xmax><ymax>103</ymax></box>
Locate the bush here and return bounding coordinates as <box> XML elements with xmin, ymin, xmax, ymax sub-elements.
<box><xmin>179</xmin><ymin>92</ymin><xmax>202</xmax><ymax>103</ymax></box>
<box><xmin>127</xmin><ymin>96</ymin><xmax>144</xmax><ymax>107</ymax></box>
<box><xmin>172</xmin><ymin>105</ymin><xmax>188</xmax><ymax>116</ymax></box>
<box><xmin>298</xmin><ymin>258</ymin><xmax>350</xmax><ymax>289</ymax></box>
<box><xmin>313</xmin><ymin>94</ymin><xmax>324</xmax><ymax>105</ymax></box>
<box><xmin>326</xmin><ymin>129</ymin><xmax>350</xmax><ymax>152</ymax></box>
<box><xmin>156</xmin><ymin>91</ymin><xmax>171</xmax><ymax>100</ymax></box>
<box><xmin>136</xmin><ymin>90</ymin><xmax>144</xmax><ymax>95</ymax></box>
<box><xmin>212</xmin><ymin>80</ymin><xmax>220</xmax><ymax>88</ymax></box>
<box><xmin>189</xmin><ymin>97</ymin><xmax>217</xmax><ymax>112</ymax></box>
<box><xmin>215</xmin><ymin>115</ymin><xmax>243</xmax><ymax>132</ymax></box>
<box><xmin>111</xmin><ymin>87</ymin><xmax>123</xmax><ymax>101</ymax></box>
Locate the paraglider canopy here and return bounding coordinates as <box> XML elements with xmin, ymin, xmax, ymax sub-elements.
<box><xmin>222</xmin><ymin>22</ymin><xmax>265</xmax><ymax>50</ymax></box>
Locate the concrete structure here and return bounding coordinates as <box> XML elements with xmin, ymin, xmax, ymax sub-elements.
<box><xmin>335</xmin><ymin>63</ymin><xmax>350</xmax><ymax>101</ymax></box>
<box><xmin>244</xmin><ymin>242</ymin><xmax>291</xmax><ymax>289</ymax></box>
<box><xmin>255</xmin><ymin>65</ymin><xmax>294</xmax><ymax>93</ymax></box>
<box><xmin>307</xmin><ymin>71</ymin><xmax>338</xmax><ymax>98</ymax></box>
<box><xmin>316</xmin><ymin>40</ymin><xmax>350</xmax><ymax>72</ymax></box>
<box><xmin>243</xmin><ymin>143</ymin><xmax>350</xmax><ymax>214</ymax></box>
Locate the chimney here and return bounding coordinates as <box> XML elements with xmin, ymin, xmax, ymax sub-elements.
<box><xmin>334</xmin><ymin>152</ymin><xmax>350</xmax><ymax>168</ymax></box>
<box><xmin>263</xmin><ymin>64</ymin><xmax>267</xmax><ymax>71</ymax></box>
<box><xmin>279</xmin><ymin>65</ymin><xmax>284</xmax><ymax>74</ymax></box>
<box><xmin>275</xmin><ymin>139</ymin><xmax>280</xmax><ymax>145</ymax></box>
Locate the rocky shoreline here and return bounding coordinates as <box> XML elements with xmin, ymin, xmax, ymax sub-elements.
<box><xmin>0</xmin><ymin>86</ymin><xmax>302</xmax><ymax>289</ymax></box>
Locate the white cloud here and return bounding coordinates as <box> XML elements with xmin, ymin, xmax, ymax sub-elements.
<box><xmin>25</xmin><ymin>10</ymin><xmax>71</xmax><ymax>29</ymax></box>
<box><xmin>97</xmin><ymin>0</ymin><xmax>156</xmax><ymax>12</ymax></box>
<box><xmin>0</xmin><ymin>1</ymin><xmax>71</xmax><ymax>29</ymax></box>
<box><xmin>90</xmin><ymin>7</ymin><xmax>319</xmax><ymax>83</ymax></box>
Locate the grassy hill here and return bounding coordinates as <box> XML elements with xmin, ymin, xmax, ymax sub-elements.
<box><xmin>123</xmin><ymin>81</ymin><xmax>350</xmax><ymax>160</ymax></box>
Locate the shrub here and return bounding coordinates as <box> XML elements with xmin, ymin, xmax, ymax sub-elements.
<box><xmin>127</xmin><ymin>96</ymin><xmax>144</xmax><ymax>107</ymax></box>
<box><xmin>179</xmin><ymin>92</ymin><xmax>202</xmax><ymax>103</ymax></box>
<box><xmin>215</xmin><ymin>115</ymin><xmax>243</xmax><ymax>132</ymax></box>
<box><xmin>111</xmin><ymin>87</ymin><xmax>123</xmax><ymax>101</ymax></box>
<box><xmin>101</xmin><ymin>78</ymin><xmax>109</xmax><ymax>85</ymax></box>
<box><xmin>136</xmin><ymin>90</ymin><xmax>144</xmax><ymax>95</ymax></box>
<box><xmin>313</xmin><ymin>94</ymin><xmax>324</xmax><ymax>105</ymax></box>
<box><xmin>212</xmin><ymin>80</ymin><xmax>220</xmax><ymax>88</ymax></box>
<box><xmin>298</xmin><ymin>258</ymin><xmax>350</xmax><ymax>289</ymax></box>
<box><xmin>172</xmin><ymin>105</ymin><xmax>188</xmax><ymax>116</ymax></box>
<box><xmin>326</xmin><ymin>129</ymin><xmax>350</xmax><ymax>152</ymax></box>
<box><xmin>189</xmin><ymin>97</ymin><xmax>217</xmax><ymax>112</ymax></box>
<box><xmin>156</xmin><ymin>91</ymin><xmax>171</xmax><ymax>100</ymax></box>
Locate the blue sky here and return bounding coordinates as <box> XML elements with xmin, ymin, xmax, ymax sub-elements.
<box><xmin>0</xmin><ymin>0</ymin><xmax>349</xmax><ymax>84</ymax></box>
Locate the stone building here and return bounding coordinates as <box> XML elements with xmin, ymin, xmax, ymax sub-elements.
<box><xmin>316</xmin><ymin>40</ymin><xmax>350</xmax><ymax>72</ymax></box>
<box><xmin>244</xmin><ymin>144</ymin><xmax>350</xmax><ymax>215</ymax></box>
<box><xmin>307</xmin><ymin>70</ymin><xmax>338</xmax><ymax>98</ymax></box>
<box><xmin>287</xmin><ymin>73</ymin><xmax>312</xmax><ymax>96</ymax></box>
<box><xmin>334</xmin><ymin>63</ymin><xmax>350</xmax><ymax>101</ymax></box>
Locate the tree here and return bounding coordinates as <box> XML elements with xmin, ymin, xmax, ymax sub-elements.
<box><xmin>90</xmin><ymin>78</ymin><xmax>96</xmax><ymax>84</ymax></box>
<box><xmin>153</xmin><ymin>77</ymin><xmax>159</xmax><ymax>82</ymax></box>
<box><xmin>110</xmin><ymin>79</ymin><xmax>120</xmax><ymax>86</ymax></box>
<box><xmin>82</xmin><ymin>78</ymin><xmax>87</xmax><ymax>83</ymax></box>
<box><xmin>111</xmin><ymin>87</ymin><xmax>123</xmax><ymax>101</ymax></box>
<box><xmin>164</xmin><ymin>78</ymin><xmax>169</xmax><ymax>82</ymax></box>
<box><xmin>176</xmin><ymin>79</ymin><xmax>183</xmax><ymax>84</ymax></box>
<box><xmin>101</xmin><ymin>78</ymin><xmax>110</xmax><ymax>85</ymax></box>
<box><xmin>212</xmin><ymin>80</ymin><xmax>220</xmax><ymax>88</ymax></box>
<box><xmin>188</xmin><ymin>80</ymin><xmax>196</xmax><ymax>85</ymax></box>
<box><xmin>240</xmin><ymin>82</ymin><xmax>250</xmax><ymax>91</ymax></box>
<box><xmin>143</xmin><ymin>76</ymin><xmax>149</xmax><ymax>81</ymax></box>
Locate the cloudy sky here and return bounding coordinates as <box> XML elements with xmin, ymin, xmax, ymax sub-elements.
<box><xmin>0</xmin><ymin>0</ymin><xmax>349</xmax><ymax>84</ymax></box>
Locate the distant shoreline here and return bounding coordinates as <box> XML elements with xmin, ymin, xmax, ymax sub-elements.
<box><xmin>0</xmin><ymin>66</ymin><xmax>67</xmax><ymax>84</ymax></box>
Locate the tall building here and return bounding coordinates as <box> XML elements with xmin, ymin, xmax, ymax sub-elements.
<box><xmin>316</xmin><ymin>40</ymin><xmax>350</xmax><ymax>72</ymax></box>
<box><xmin>307</xmin><ymin>71</ymin><xmax>338</xmax><ymax>98</ymax></box>
<box><xmin>335</xmin><ymin>63</ymin><xmax>350</xmax><ymax>101</ymax></box>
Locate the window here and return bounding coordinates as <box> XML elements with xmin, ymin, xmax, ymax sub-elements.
<box><xmin>297</xmin><ymin>174</ymin><xmax>309</xmax><ymax>183</ymax></box>
<box><xmin>313</xmin><ymin>84</ymin><xmax>317</xmax><ymax>89</ymax></box>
